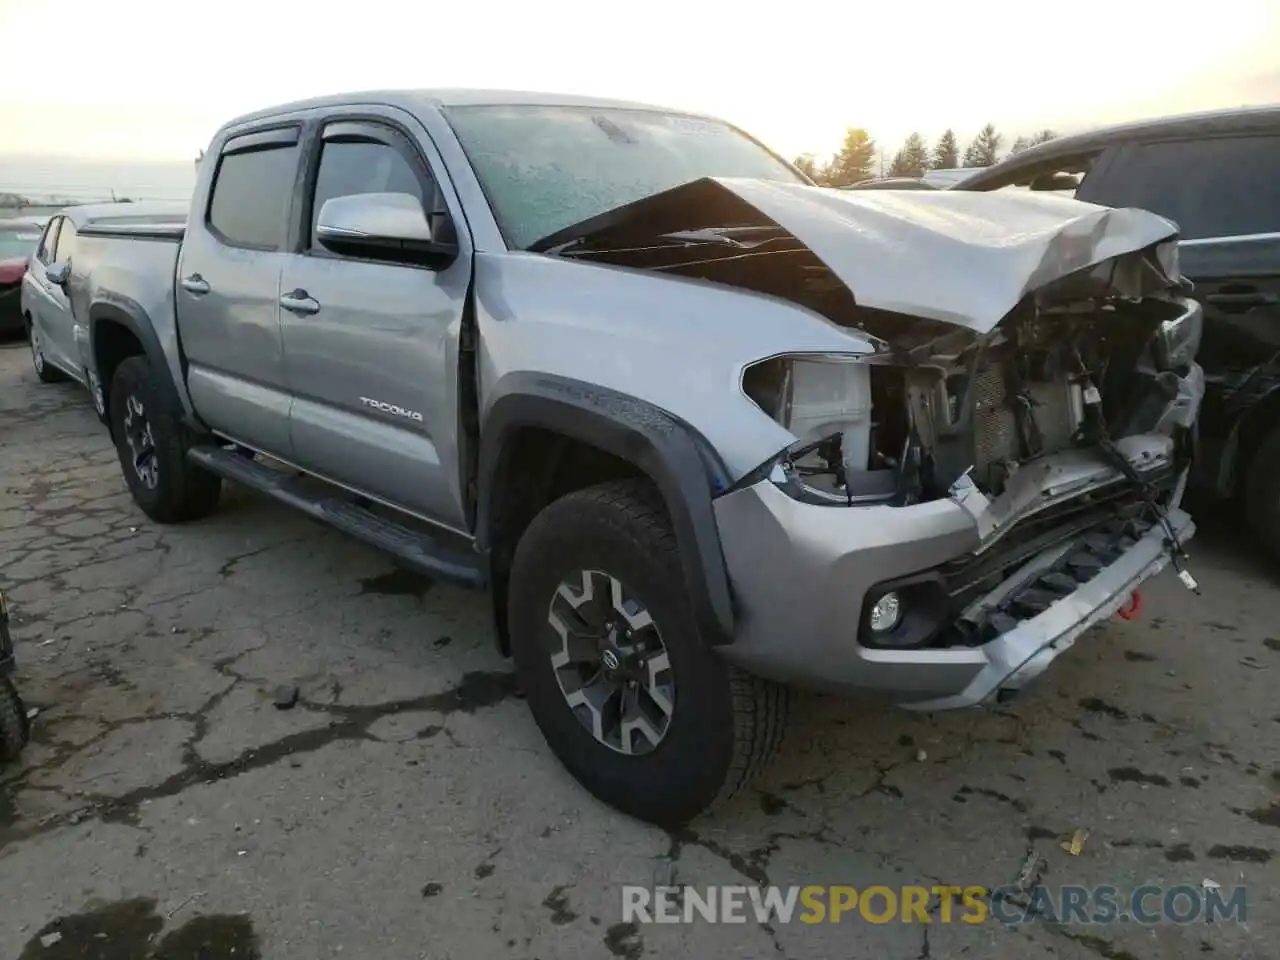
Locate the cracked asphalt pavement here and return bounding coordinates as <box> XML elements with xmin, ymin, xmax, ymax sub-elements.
<box><xmin>0</xmin><ymin>341</ymin><xmax>1275</xmax><ymax>960</ymax></box>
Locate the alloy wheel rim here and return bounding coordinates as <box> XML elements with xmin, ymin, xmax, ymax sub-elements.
<box><xmin>546</xmin><ymin>569</ymin><xmax>675</xmax><ymax>755</ymax></box>
<box><xmin>122</xmin><ymin>395</ymin><xmax>159</xmax><ymax>489</ymax></box>
<box><xmin>31</xmin><ymin>329</ymin><xmax>44</xmax><ymax>373</ymax></box>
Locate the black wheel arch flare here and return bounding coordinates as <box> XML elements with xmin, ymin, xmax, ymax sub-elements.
<box><xmin>88</xmin><ymin>298</ymin><xmax>191</xmax><ymax>430</ymax></box>
<box><xmin>476</xmin><ymin>373</ymin><xmax>737</xmax><ymax>647</ymax></box>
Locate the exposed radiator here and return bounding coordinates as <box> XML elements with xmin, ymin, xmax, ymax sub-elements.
<box><xmin>972</xmin><ymin>365</ymin><xmax>1079</xmax><ymax>485</ymax></box>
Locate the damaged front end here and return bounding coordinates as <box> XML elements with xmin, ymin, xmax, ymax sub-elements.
<box><xmin>742</xmin><ymin>289</ymin><xmax>1202</xmax><ymax>527</ymax></box>
<box><xmin>535</xmin><ymin>178</ymin><xmax>1205</xmax><ymax>705</ymax></box>
<box><xmin>737</xmin><ymin>282</ymin><xmax>1203</xmax><ymax>654</ymax></box>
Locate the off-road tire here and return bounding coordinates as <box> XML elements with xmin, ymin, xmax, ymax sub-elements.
<box><xmin>109</xmin><ymin>355</ymin><xmax>222</xmax><ymax>523</ymax></box>
<box><xmin>1244</xmin><ymin>424</ymin><xmax>1280</xmax><ymax>563</ymax></box>
<box><xmin>508</xmin><ymin>478</ymin><xmax>790</xmax><ymax>825</ymax></box>
<box><xmin>0</xmin><ymin>675</ymin><xmax>29</xmax><ymax>762</ymax></box>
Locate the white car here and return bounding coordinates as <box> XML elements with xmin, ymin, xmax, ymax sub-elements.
<box><xmin>21</xmin><ymin>202</ymin><xmax>187</xmax><ymax>409</ymax></box>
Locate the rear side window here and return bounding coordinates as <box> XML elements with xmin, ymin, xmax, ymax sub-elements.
<box><xmin>308</xmin><ymin>138</ymin><xmax>428</xmax><ymax>249</ymax></box>
<box><xmin>207</xmin><ymin>142</ymin><xmax>299</xmax><ymax>249</ymax></box>
<box><xmin>1096</xmin><ymin>135</ymin><xmax>1280</xmax><ymax>240</ymax></box>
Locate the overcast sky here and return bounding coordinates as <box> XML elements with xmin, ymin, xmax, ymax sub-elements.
<box><xmin>1</xmin><ymin>0</ymin><xmax>1278</xmax><ymax>163</ymax></box>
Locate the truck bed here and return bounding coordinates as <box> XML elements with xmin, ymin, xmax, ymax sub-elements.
<box><xmin>79</xmin><ymin>221</ymin><xmax>186</xmax><ymax>242</ymax></box>
<box><xmin>70</xmin><ymin>219</ymin><xmax>187</xmax><ymax>418</ymax></box>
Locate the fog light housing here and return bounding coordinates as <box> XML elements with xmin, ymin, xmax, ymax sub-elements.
<box><xmin>859</xmin><ymin>575</ymin><xmax>950</xmax><ymax>649</ymax></box>
<box><xmin>868</xmin><ymin>591</ymin><xmax>903</xmax><ymax>633</ymax></box>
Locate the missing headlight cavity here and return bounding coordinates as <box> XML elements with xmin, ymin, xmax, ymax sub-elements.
<box><xmin>743</xmin><ymin>294</ymin><xmax>1193</xmax><ymax>507</ymax></box>
<box><xmin>743</xmin><ymin>357</ymin><xmax>909</xmax><ymax>505</ymax></box>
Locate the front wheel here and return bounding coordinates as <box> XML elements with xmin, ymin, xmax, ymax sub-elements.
<box><xmin>29</xmin><ymin>321</ymin><xmax>66</xmax><ymax>384</ymax></box>
<box><xmin>109</xmin><ymin>355</ymin><xmax>222</xmax><ymax>523</ymax></box>
<box><xmin>508</xmin><ymin>479</ymin><xmax>789</xmax><ymax>825</ymax></box>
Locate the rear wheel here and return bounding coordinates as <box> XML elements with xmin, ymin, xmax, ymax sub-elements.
<box><xmin>508</xmin><ymin>478</ymin><xmax>789</xmax><ymax>825</ymax></box>
<box><xmin>1244</xmin><ymin>424</ymin><xmax>1280</xmax><ymax>563</ymax></box>
<box><xmin>29</xmin><ymin>321</ymin><xmax>66</xmax><ymax>384</ymax></box>
<box><xmin>109</xmin><ymin>355</ymin><xmax>222</xmax><ymax>523</ymax></box>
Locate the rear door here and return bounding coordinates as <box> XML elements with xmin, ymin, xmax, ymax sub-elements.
<box><xmin>1087</xmin><ymin>133</ymin><xmax>1280</xmax><ymax>491</ymax></box>
<box><xmin>176</xmin><ymin>125</ymin><xmax>301</xmax><ymax>457</ymax></box>
<box><xmin>278</xmin><ymin>113</ymin><xmax>471</xmax><ymax>528</ymax></box>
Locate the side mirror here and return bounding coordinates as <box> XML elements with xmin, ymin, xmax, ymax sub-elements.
<box><xmin>315</xmin><ymin>193</ymin><xmax>455</xmax><ymax>262</ymax></box>
<box><xmin>46</xmin><ymin>261</ymin><xmax>70</xmax><ymax>286</ymax></box>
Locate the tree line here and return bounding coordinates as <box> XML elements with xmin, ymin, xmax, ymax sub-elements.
<box><xmin>793</xmin><ymin>125</ymin><xmax>1058</xmax><ymax>187</ymax></box>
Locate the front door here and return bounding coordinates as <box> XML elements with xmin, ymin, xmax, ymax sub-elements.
<box><xmin>28</xmin><ymin>216</ymin><xmax>77</xmax><ymax>376</ymax></box>
<box><xmin>43</xmin><ymin>218</ymin><xmax>81</xmax><ymax>372</ymax></box>
<box><xmin>279</xmin><ymin>115</ymin><xmax>471</xmax><ymax>529</ymax></box>
<box><xmin>176</xmin><ymin>125</ymin><xmax>301</xmax><ymax>457</ymax></box>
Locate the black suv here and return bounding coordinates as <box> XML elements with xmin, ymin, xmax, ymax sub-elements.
<box><xmin>959</xmin><ymin>107</ymin><xmax>1280</xmax><ymax>558</ymax></box>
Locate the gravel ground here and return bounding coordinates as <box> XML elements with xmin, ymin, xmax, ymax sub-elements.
<box><xmin>0</xmin><ymin>339</ymin><xmax>1275</xmax><ymax>960</ymax></box>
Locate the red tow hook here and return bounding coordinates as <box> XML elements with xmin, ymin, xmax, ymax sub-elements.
<box><xmin>1116</xmin><ymin>590</ymin><xmax>1143</xmax><ymax>621</ymax></box>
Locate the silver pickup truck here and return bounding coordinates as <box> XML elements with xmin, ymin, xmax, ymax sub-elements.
<box><xmin>49</xmin><ymin>89</ymin><xmax>1204</xmax><ymax>824</ymax></box>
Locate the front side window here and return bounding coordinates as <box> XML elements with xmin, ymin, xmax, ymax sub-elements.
<box><xmin>53</xmin><ymin>221</ymin><xmax>78</xmax><ymax>263</ymax></box>
<box><xmin>207</xmin><ymin>142</ymin><xmax>300</xmax><ymax>249</ymax></box>
<box><xmin>1094</xmin><ymin>135</ymin><xmax>1280</xmax><ymax>239</ymax></box>
<box><xmin>35</xmin><ymin>218</ymin><xmax>61</xmax><ymax>263</ymax></box>
<box><xmin>444</xmin><ymin>104</ymin><xmax>804</xmax><ymax>250</ymax></box>
<box><xmin>309</xmin><ymin>136</ymin><xmax>428</xmax><ymax>249</ymax></box>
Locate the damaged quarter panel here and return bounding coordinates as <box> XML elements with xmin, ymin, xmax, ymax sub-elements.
<box><xmin>473</xmin><ymin>250</ymin><xmax>881</xmax><ymax>481</ymax></box>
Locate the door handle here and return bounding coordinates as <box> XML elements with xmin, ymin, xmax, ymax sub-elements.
<box><xmin>180</xmin><ymin>274</ymin><xmax>210</xmax><ymax>295</ymax></box>
<box><xmin>279</xmin><ymin>289</ymin><xmax>321</xmax><ymax>315</ymax></box>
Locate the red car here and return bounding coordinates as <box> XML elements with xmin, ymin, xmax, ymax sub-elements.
<box><xmin>0</xmin><ymin>217</ymin><xmax>48</xmax><ymax>337</ymax></box>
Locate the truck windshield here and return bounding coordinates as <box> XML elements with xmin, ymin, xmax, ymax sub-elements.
<box><xmin>444</xmin><ymin>104</ymin><xmax>805</xmax><ymax>250</ymax></box>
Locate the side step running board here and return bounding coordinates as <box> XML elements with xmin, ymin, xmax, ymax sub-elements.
<box><xmin>188</xmin><ymin>447</ymin><xmax>486</xmax><ymax>589</ymax></box>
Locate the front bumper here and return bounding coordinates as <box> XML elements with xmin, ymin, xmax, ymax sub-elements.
<box><xmin>712</xmin><ymin>458</ymin><xmax>1194</xmax><ymax>710</ymax></box>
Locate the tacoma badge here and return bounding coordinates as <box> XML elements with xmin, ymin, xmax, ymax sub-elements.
<box><xmin>359</xmin><ymin>397</ymin><xmax>424</xmax><ymax>422</ymax></box>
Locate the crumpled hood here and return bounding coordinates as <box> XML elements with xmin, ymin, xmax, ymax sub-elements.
<box><xmin>536</xmin><ymin>177</ymin><xmax>1183</xmax><ymax>332</ymax></box>
<box><xmin>716</xmin><ymin>180</ymin><xmax>1181</xmax><ymax>330</ymax></box>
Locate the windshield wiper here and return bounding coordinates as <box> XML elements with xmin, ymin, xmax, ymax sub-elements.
<box><xmin>659</xmin><ymin>226</ymin><xmax>783</xmax><ymax>249</ymax></box>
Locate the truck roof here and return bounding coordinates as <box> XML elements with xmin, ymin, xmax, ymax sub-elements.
<box><xmin>224</xmin><ymin>88</ymin><xmax>715</xmax><ymax>131</ymax></box>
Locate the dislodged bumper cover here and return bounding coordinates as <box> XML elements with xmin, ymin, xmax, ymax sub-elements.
<box><xmin>901</xmin><ymin>505</ymin><xmax>1195</xmax><ymax>710</ymax></box>
<box><xmin>711</xmin><ymin>473</ymin><xmax>1195</xmax><ymax>707</ymax></box>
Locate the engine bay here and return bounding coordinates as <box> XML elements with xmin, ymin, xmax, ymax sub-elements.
<box><xmin>742</xmin><ymin>295</ymin><xmax>1194</xmax><ymax>508</ymax></box>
